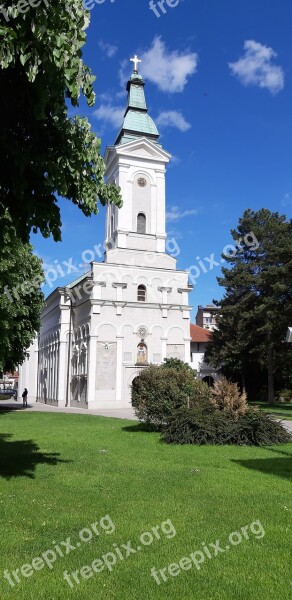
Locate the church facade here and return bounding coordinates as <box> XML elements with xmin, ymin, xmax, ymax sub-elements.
<box><xmin>19</xmin><ymin>61</ymin><xmax>193</xmax><ymax>409</ymax></box>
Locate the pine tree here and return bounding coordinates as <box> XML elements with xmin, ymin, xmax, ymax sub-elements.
<box><xmin>206</xmin><ymin>209</ymin><xmax>292</xmax><ymax>404</ymax></box>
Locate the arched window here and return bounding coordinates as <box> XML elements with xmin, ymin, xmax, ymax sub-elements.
<box><xmin>137</xmin><ymin>285</ymin><xmax>146</xmax><ymax>302</ymax></box>
<box><xmin>137</xmin><ymin>213</ymin><xmax>146</xmax><ymax>234</ymax></box>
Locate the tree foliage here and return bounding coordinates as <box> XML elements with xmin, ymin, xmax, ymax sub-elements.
<box><xmin>206</xmin><ymin>209</ymin><xmax>292</xmax><ymax>403</ymax></box>
<box><xmin>0</xmin><ymin>0</ymin><xmax>122</xmax><ymax>242</ymax></box>
<box><xmin>0</xmin><ymin>206</ymin><xmax>44</xmax><ymax>371</ymax></box>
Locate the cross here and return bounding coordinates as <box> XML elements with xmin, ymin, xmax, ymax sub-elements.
<box><xmin>130</xmin><ymin>55</ymin><xmax>141</xmax><ymax>73</ymax></box>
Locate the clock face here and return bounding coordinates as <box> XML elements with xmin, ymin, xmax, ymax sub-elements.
<box><xmin>138</xmin><ymin>177</ymin><xmax>147</xmax><ymax>188</ymax></box>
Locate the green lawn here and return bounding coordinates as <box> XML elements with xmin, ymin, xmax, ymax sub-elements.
<box><xmin>249</xmin><ymin>401</ymin><xmax>292</xmax><ymax>421</ymax></box>
<box><xmin>0</xmin><ymin>410</ymin><xmax>291</xmax><ymax>600</ymax></box>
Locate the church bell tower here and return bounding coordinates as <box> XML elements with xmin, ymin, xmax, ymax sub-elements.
<box><xmin>104</xmin><ymin>57</ymin><xmax>172</xmax><ymax>268</ymax></box>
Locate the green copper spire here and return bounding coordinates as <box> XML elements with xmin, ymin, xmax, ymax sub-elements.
<box><xmin>115</xmin><ymin>56</ymin><xmax>160</xmax><ymax>146</ymax></box>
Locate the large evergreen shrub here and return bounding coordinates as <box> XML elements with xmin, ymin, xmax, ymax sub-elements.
<box><xmin>131</xmin><ymin>361</ymin><xmax>211</xmax><ymax>429</ymax></box>
<box><xmin>162</xmin><ymin>406</ymin><xmax>291</xmax><ymax>446</ymax></box>
<box><xmin>132</xmin><ymin>364</ymin><xmax>291</xmax><ymax>446</ymax></box>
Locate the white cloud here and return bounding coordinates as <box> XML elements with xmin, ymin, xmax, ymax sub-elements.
<box><xmin>140</xmin><ymin>37</ymin><xmax>198</xmax><ymax>93</ymax></box>
<box><xmin>229</xmin><ymin>40</ymin><xmax>284</xmax><ymax>94</ymax></box>
<box><xmin>97</xmin><ymin>91</ymin><xmax>114</xmax><ymax>103</ymax></box>
<box><xmin>119</xmin><ymin>59</ymin><xmax>130</xmax><ymax>89</ymax></box>
<box><xmin>98</xmin><ymin>40</ymin><xmax>118</xmax><ymax>58</ymax></box>
<box><xmin>93</xmin><ymin>104</ymin><xmax>124</xmax><ymax>129</ymax></box>
<box><xmin>282</xmin><ymin>192</ymin><xmax>292</xmax><ymax>207</ymax></box>
<box><xmin>167</xmin><ymin>229</ymin><xmax>183</xmax><ymax>240</ymax></box>
<box><xmin>156</xmin><ymin>110</ymin><xmax>191</xmax><ymax>132</ymax></box>
<box><xmin>169</xmin><ymin>155</ymin><xmax>181</xmax><ymax>168</ymax></box>
<box><xmin>166</xmin><ymin>206</ymin><xmax>199</xmax><ymax>222</ymax></box>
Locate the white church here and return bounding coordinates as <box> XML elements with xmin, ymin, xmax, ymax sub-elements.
<box><xmin>19</xmin><ymin>58</ymin><xmax>218</xmax><ymax>408</ymax></box>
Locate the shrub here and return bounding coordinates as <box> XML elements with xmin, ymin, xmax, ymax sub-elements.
<box><xmin>131</xmin><ymin>362</ymin><xmax>211</xmax><ymax>429</ymax></box>
<box><xmin>161</xmin><ymin>403</ymin><xmax>232</xmax><ymax>445</ymax></box>
<box><xmin>162</xmin><ymin>405</ymin><xmax>292</xmax><ymax>446</ymax></box>
<box><xmin>210</xmin><ymin>377</ymin><xmax>247</xmax><ymax>418</ymax></box>
<box><xmin>162</xmin><ymin>358</ymin><xmax>196</xmax><ymax>373</ymax></box>
<box><xmin>275</xmin><ymin>389</ymin><xmax>292</xmax><ymax>403</ymax></box>
<box><xmin>234</xmin><ymin>410</ymin><xmax>292</xmax><ymax>445</ymax></box>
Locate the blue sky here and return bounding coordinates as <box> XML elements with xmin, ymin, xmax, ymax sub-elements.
<box><xmin>32</xmin><ymin>0</ymin><xmax>292</xmax><ymax>319</ymax></box>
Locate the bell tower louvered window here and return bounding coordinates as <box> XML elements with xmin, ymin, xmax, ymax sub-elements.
<box><xmin>137</xmin><ymin>285</ymin><xmax>146</xmax><ymax>302</ymax></box>
<box><xmin>137</xmin><ymin>213</ymin><xmax>146</xmax><ymax>234</ymax></box>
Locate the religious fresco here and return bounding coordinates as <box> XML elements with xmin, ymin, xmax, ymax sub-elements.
<box><xmin>136</xmin><ymin>342</ymin><xmax>148</xmax><ymax>365</ymax></box>
<box><xmin>166</xmin><ymin>344</ymin><xmax>185</xmax><ymax>360</ymax></box>
<box><xmin>95</xmin><ymin>342</ymin><xmax>117</xmax><ymax>390</ymax></box>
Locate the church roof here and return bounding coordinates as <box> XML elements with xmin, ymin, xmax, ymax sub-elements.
<box><xmin>115</xmin><ymin>61</ymin><xmax>160</xmax><ymax>146</ymax></box>
<box><xmin>190</xmin><ymin>324</ymin><xmax>213</xmax><ymax>343</ymax></box>
<box><xmin>123</xmin><ymin>110</ymin><xmax>158</xmax><ymax>137</ymax></box>
<box><xmin>66</xmin><ymin>271</ymin><xmax>91</xmax><ymax>289</ymax></box>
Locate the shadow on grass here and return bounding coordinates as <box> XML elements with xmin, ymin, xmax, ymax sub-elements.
<box><xmin>0</xmin><ymin>405</ymin><xmax>29</xmax><ymax>417</ymax></box>
<box><xmin>0</xmin><ymin>401</ymin><xmax>31</xmax><ymax>417</ymax></box>
<box><xmin>122</xmin><ymin>423</ymin><xmax>158</xmax><ymax>433</ymax></box>
<box><xmin>0</xmin><ymin>433</ymin><xmax>70</xmax><ymax>479</ymax></box>
<box><xmin>232</xmin><ymin>452</ymin><xmax>292</xmax><ymax>481</ymax></box>
<box><xmin>265</xmin><ymin>447</ymin><xmax>292</xmax><ymax>457</ymax></box>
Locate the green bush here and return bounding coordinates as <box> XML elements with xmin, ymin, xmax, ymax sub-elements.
<box><xmin>131</xmin><ymin>361</ymin><xmax>211</xmax><ymax>429</ymax></box>
<box><xmin>276</xmin><ymin>389</ymin><xmax>292</xmax><ymax>403</ymax></box>
<box><xmin>162</xmin><ymin>357</ymin><xmax>196</xmax><ymax>373</ymax></box>
<box><xmin>162</xmin><ymin>406</ymin><xmax>292</xmax><ymax>446</ymax></box>
<box><xmin>234</xmin><ymin>410</ymin><xmax>292</xmax><ymax>445</ymax></box>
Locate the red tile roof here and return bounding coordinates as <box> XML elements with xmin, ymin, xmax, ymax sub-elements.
<box><xmin>190</xmin><ymin>324</ymin><xmax>212</xmax><ymax>343</ymax></box>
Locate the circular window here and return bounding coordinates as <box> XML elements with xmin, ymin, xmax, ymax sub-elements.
<box><xmin>137</xmin><ymin>326</ymin><xmax>148</xmax><ymax>339</ymax></box>
<box><xmin>137</xmin><ymin>177</ymin><xmax>147</xmax><ymax>187</ymax></box>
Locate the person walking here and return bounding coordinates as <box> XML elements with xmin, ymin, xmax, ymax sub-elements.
<box><xmin>22</xmin><ymin>388</ymin><xmax>28</xmax><ymax>408</ymax></box>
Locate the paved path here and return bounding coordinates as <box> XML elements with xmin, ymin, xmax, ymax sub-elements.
<box><xmin>0</xmin><ymin>400</ymin><xmax>137</xmax><ymax>420</ymax></box>
<box><xmin>280</xmin><ymin>419</ymin><xmax>292</xmax><ymax>432</ymax></box>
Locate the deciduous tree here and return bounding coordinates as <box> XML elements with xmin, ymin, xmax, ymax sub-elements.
<box><xmin>0</xmin><ymin>206</ymin><xmax>44</xmax><ymax>371</ymax></box>
<box><xmin>0</xmin><ymin>0</ymin><xmax>122</xmax><ymax>242</ymax></box>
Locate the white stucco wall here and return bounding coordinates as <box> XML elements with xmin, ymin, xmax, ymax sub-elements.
<box><xmin>19</xmin><ymin>137</ymin><xmax>193</xmax><ymax>409</ymax></box>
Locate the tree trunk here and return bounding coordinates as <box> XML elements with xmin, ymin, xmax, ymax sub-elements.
<box><xmin>241</xmin><ymin>372</ymin><xmax>246</xmax><ymax>395</ymax></box>
<box><xmin>267</xmin><ymin>342</ymin><xmax>275</xmax><ymax>405</ymax></box>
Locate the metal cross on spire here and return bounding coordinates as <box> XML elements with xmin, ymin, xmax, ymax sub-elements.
<box><xmin>130</xmin><ymin>55</ymin><xmax>141</xmax><ymax>73</ymax></box>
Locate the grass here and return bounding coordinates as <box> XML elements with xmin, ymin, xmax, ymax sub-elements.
<box><xmin>0</xmin><ymin>410</ymin><xmax>291</xmax><ymax>600</ymax></box>
<box><xmin>249</xmin><ymin>401</ymin><xmax>292</xmax><ymax>421</ymax></box>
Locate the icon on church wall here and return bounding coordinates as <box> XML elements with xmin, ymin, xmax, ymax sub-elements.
<box><xmin>137</xmin><ymin>342</ymin><xmax>148</xmax><ymax>365</ymax></box>
<box><xmin>100</xmin><ymin>342</ymin><xmax>116</xmax><ymax>358</ymax></box>
<box><xmin>137</xmin><ymin>177</ymin><xmax>147</xmax><ymax>187</ymax></box>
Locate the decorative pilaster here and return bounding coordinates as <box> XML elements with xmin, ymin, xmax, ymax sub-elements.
<box><xmin>161</xmin><ymin>337</ymin><xmax>167</xmax><ymax>361</ymax></box>
<box><xmin>57</xmin><ymin>340</ymin><xmax>67</xmax><ymax>407</ymax></box>
<box><xmin>116</xmin><ymin>336</ymin><xmax>124</xmax><ymax>403</ymax></box>
<box><xmin>87</xmin><ymin>335</ymin><xmax>98</xmax><ymax>406</ymax></box>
